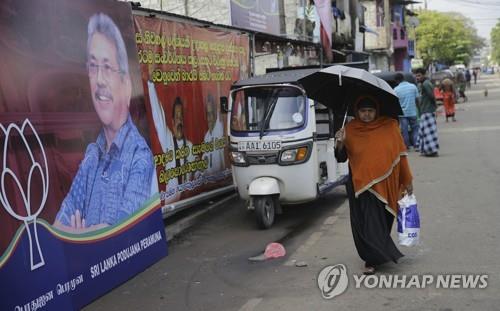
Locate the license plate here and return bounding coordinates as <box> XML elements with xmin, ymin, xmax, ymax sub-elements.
<box><xmin>238</xmin><ymin>141</ymin><xmax>281</xmax><ymax>152</ymax></box>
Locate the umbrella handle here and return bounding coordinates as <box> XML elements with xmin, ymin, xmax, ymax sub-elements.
<box><xmin>333</xmin><ymin>103</ymin><xmax>349</xmax><ymax>148</ymax></box>
<box><xmin>341</xmin><ymin>102</ymin><xmax>349</xmax><ymax>128</ymax></box>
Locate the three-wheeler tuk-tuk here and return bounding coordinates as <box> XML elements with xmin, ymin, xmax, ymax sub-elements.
<box><xmin>226</xmin><ymin>69</ymin><xmax>349</xmax><ymax>229</ymax></box>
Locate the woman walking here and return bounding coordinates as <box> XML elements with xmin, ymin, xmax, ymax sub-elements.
<box><xmin>335</xmin><ymin>96</ymin><xmax>414</xmax><ymax>275</ymax></box>
<box><xmin>441</xmin><ymin>79</ymin><xmax>456</xmax><ymax>122</ymax></box>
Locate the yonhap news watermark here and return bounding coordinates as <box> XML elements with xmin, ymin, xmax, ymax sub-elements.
<box><xmin>352</xmin><ymin>273</ymin><xmax>488</xmax><ymax>289</ymax></box>
<box><xmin>317</xmin><ymin>264</ymin><xmax>488</xmax><ymax>299</ymax></box>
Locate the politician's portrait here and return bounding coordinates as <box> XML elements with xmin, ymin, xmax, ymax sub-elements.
<box><xmin>53</xmin><ymin>13</ymin><xmax>154</xmax><ymax>233</ymax></box>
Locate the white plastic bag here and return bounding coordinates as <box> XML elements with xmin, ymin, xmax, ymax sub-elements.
<box><xmin>397</xmin><ymin>194</ymin><xmax>420</xmax><ymax>246</ymax></box>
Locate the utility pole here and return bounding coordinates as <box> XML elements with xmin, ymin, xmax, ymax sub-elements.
<box><xmin>424</xmin><ymin>0</ymin><xmax>428</xmax><ymax>10</ymax></box>
<box><xmin>384</xmin><ymin>0</ymin><xmax>392</xmax><ymax>70</ymax></box>
<box><xmin>279</xmin><ymin>0</ymin><xmax>286</xmax><ymax>36</ymax></box>
<box><xmin>302</xmin><ymin>0</ymin><xmax>307</xmax><ymax>41</ymax></box>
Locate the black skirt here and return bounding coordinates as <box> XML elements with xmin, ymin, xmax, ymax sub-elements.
<box><xmin>346</xmin><ymin>176</ymin><xmax>404</xmax><ymax>266</ymax></box>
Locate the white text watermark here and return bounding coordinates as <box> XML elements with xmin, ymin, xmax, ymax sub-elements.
<box><xmin>353</xmin><ymin>274</ymin><xmax>488</xmax><ymax>289</ymax></box>
<box><xmin>318</xmin><ymin>264</ymin><xmax>488</xmax><ymax>300</ymax></box>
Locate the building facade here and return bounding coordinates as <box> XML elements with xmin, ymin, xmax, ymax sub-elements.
<box><xmin>134</xmin><ymin>0</ymin><xmax>371</xmax><ymax>73</ymax></box>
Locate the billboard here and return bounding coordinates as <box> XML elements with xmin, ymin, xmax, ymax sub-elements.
<box><xmin>230</xmin><ymin>0</ymin><xmax>281</xmax><ymax>36</ymax></box>
<box><xmin>0</xmin><ymin>0</ymin><xmax>167</xmax><ymax>309</ymax></box>
<box><xmin>134</xmin><ymin>15</ymin><xmax>250</xmax><ymax>205</ymax></box>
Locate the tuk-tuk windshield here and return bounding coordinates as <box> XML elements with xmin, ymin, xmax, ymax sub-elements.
<box><xmin>231</xmin><ymin>86</ymin><xmax>306</xmax><ymax>132</ymax></box>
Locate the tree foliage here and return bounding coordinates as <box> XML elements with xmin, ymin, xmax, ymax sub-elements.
<box><xmin>415</xmin><ymin>10</ymin><xmax>485</xmax><ymax>66</ymax></box>
<box><xmin>491</xmin><ymin>20</ymin><xmax>500</xmax><ymax>65</ymax></box>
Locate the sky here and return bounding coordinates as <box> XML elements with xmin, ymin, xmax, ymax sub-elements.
<box><xmin>413</xmin><ymin>0</ymin><xmax>500</xmax><ymax>41</ymax></box>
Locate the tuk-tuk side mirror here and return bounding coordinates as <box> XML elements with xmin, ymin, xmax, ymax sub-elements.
<box><xmin>220</xmin><ymin>96</ymin><xmax>229</xmax><ymax>113</ymax></box>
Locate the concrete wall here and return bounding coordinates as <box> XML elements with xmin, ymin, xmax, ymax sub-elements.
<box><xmin>369</xmin><ymin>53</ymin><xmax>389</xmax><ymax>72</ymax></box>
<box><xmin>254</xmin><ymin>50</ymin><xmax>319</xmax><ymax>76</ymax></box>
<box><xmin>354</xmin><ymin>17</ymin><xmax>364</xmax><ymax>52</ymax></box>
<box><xmin>336</xmin><ymin>0</ymin><xmax>352</xmax><ymax>40</ymax></box>
<box><xmin>284</xmin><ymin>0</ymin><xmax>299</xmax><ymax>37</ymax></box>
<box><xmin>362</xmin><ymin>1</ymin><xmax>389</xmax><ymax>50</ymax></box>
<box><xmin>351</xmin><ymin>0</ymin><xmax>364</xmax><ymax>52</ymax></box>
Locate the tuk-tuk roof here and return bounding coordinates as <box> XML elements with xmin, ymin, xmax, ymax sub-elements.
<box><xmin>231</xmin><ymin>68</ymin><xmax>320</xmax><ymax>89</ymax></box>
<box><xmin>231</xmin><ymin>68</ymin><xmax>416</xmax><ymax>92</ymax></box>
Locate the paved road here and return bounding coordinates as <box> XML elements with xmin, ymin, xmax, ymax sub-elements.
<box><xmin>85</xmin><ymin>73</ymin><xmax>500</xmax><ymax>311</ymax></box>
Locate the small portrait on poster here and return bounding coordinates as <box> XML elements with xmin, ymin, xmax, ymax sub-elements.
<box><xmin>203</xmin><ymin>93</ymin><xmax>225</xmax><ymax>176</ymax></box>
<box><xmin>172</xmin><ymin>96</ymin><xmax>196</xmax><ymax>184</ymax></box>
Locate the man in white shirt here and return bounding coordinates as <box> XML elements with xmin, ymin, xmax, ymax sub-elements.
<box><xmin>203</xmin><ymin>94</ymin><xmax>225</xmax><ymax>176</ymax></box>
<box><xmin>172</xmin><ymin>97</ymin><xmax>195</xmax><ymax>184</ymax></box>
<box><xmin>147</xmin><ymin>81</ymin><xmax>180</xmax><ymax>204</ymax></box>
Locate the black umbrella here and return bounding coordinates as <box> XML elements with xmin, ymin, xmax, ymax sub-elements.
<box><xmin>298</xmin><ymin>65</ymin><xmax>403</xmax><ymax>120</ymax></box>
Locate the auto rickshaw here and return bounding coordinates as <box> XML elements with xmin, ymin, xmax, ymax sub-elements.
<box><xmin>226</xmin><ymin>69</ymin><xmax>349</xmax><ymax>229</ymax></box>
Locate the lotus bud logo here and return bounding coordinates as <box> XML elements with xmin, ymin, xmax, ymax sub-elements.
<box><xmin>317</xmin><ymin>264</ymin><xmax>349</xmax><ymax>299</ymax></box>
<box><xmin>0</xmin><ymin>119</ymin><xmax>49</xmax><ymax>270</ymax></box>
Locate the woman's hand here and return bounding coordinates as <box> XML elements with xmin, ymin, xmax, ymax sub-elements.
<box><xmin>399</xmin><ymin>183</ymin><xmax>413</xmax><ymax>199</ymax></box>
<box><xmin>334</xmin><ymin>128</ymin><xmax>345</xmax><ymax>149</ymax></box>
<box><xmin>405</xmin><ymin>183</ymin><xmax>413</xmax><ymax>195</ymax></box>
<box><xmin>335</xmin><ymin>128</ymin><xmax>345</xmax><ymax>142</ymax></box>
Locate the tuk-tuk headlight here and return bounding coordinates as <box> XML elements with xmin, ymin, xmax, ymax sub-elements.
<box><xmin>230</xmin><ymin>151</ymin><xmax>247</xmax><ymax>165</ymax></box>
<box><xmin>280</xmin><ymin>146</ymin><xmax>308</xmax><ymax>164</ymax></box>
<box><xmin>280</xmin><ymin>149</ymin><xmax>297</xmax><ymax>162</ymax></box>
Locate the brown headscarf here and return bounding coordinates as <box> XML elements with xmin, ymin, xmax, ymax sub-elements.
<box><xmin>344</xmin><ymin>96</ymin><xmax>413</xmax><ymax>215</ymax></box>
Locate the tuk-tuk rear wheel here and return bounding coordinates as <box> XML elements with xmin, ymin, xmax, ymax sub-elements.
<box><xmin>254</xmin><ymin>195</ymin><xmax>275</xmax><ymax>229</ymax></box>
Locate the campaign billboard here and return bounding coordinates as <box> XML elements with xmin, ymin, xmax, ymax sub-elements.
<box><xmin>134</xmin><ymin>15</ymin><xmax>250</xmax><ymax>205</ymax></box>
<box><xmin>230</xmin><ymin>0</ymin><xmax>281</xmax><ymax>35</ymax></box>
<box><xmin>0</xmin><ymin>0</ymin><xmax>167</xmax><ymax>309</ymax></box>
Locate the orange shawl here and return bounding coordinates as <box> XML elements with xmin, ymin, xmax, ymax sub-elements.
<box><xmin>344</xmin><ymin>117</ymin><xmax>413</xmax><ymax>216</ymax></box>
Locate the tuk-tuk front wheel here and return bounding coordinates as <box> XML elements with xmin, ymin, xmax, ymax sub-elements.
<box><xmin>254</xmin><ymin>195</ymin><xmax>275</xmax><ymax>229</ymax></box>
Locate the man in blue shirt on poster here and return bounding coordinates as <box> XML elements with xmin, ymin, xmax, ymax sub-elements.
<box><xmin>394</xmin><ymin>73</ymin><xmax>419</xmax><ymax>149</ymax></box>
<box><xmin>54</xmin><ymin>13</ymin><xmax>154</xmax><ymax>233</ymax></box>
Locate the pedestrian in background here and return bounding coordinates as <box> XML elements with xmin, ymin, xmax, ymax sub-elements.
<box><xmin>473</xmin><ymin>69</ymin><xmax>478</xmax><ymax>84</ymax></box>
<box><xmin>441</xmin><ymin>78</ymin><xmax>457</xmax><ymax>122</ymax></box>
<box><xmin>415</xmin><ymin>68</ymin><xmax>440</xmax><ymax>157</ymax></box>
<box><xmin>456</xmin><ymin>70</ymin><xmax>468</xmax><ymax>102</ymax></box>
<box><xmin>465</xmin><ymin>69</ymin><xmax>472</xmax><ymax>89</ymax></box>
<box><xmin>335</xmin><ymin>96</ymin><xmax>413</xmax><ymax>275</ymax></box>
<box><xmin>394</xmin><ymin>72</ymin><xmax>419</xmax><ymax>150</ymax></box>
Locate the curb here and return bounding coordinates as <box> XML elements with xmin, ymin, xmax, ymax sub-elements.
<box><xmin>165</xmin><ymin>193</ymin><xmax>239</xmax><ymax>241</ymax></box>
